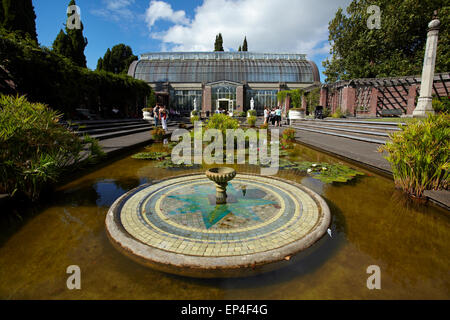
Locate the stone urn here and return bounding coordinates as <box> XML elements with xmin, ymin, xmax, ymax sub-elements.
<box><xmin>205</xmin><ymin>167</ymin><xmax>236</xmax><ymax>204</ymax></box>
<box><xmin>289</xmin><ymin>109</ymin><xmax>306</xmax><ymax>122</ymax></box>
<box><xmin>143</xmin><ymin>110</ymin><xmax>153</xmax><ymax>121</ymax></box>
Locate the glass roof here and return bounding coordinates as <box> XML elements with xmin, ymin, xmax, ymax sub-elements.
<box><xmin>140</xmin><ymin>52</ymin><xmax>307</xmax><ymax>61</ymax></box>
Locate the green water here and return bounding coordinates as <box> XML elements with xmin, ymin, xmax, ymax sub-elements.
<box><xmin>0</xmin><ymin>144</ymin><xmax>449</xmax><ymax>299</ymax></box>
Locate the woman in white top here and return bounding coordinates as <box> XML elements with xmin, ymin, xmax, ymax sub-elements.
<box><xmin>263</xmin><ymin>107</ymin><xmax>269</xmax><ymax>125</ymax></box>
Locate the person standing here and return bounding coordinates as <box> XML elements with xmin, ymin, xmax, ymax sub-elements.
<box><xmin>153</xmin><ymin>104</ymin><xmax>160</xmax><ymax>127</ymax></box>
<box><xmin>275</xmin><ymin>106</ymin><xmax>282</xmax><ymax>127</ymax></box>
<box><xmin>159</xmin><ymin>105</ymin><xmax>168</xmax><ymax>131</ymax></box>
<box><xmin>263</xmin><ymin>106</ymin><xmax>269</xmax><ymax>125</ymax></box>
<box><xmin>270</xmin><ymin>108</ymin><xmax>276</xmax><ymax>126</ymax></box>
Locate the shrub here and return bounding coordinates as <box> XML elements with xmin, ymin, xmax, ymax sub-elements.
<box><xmin>205</xmin><ymin>114</ymin><xmax>240</xmax><ymax>134</ymax></box>
<box><xmin>0</xmin><ymin>95</ymin><xmax>104</xmax><ymax>201</ymax></box>
<box><xmin>247</xmin><ymin>116</ymin><xmax>257</xmax><ymax>127</ymax></box>
<box><xmin>142</xmin><ymin>108</ymin><xmax>153</xmax><ymax>113</ymax></box>
<box><xmin>282</xmin><ymin>128</ymin><xmax>296</xmax><ymax>142</ymax></box>
<box><xmin>190</xmin><ymin>115</ymin><xmax>200</xmax><ymax>125</ymax></box>
<box><xmin>379</xmin><ymin>113</ymin><xmax>449</xmax><ymax>198</ymax></box>
<box><xmin>0</xmin><ymin>29</ymin><xmax>150</xmax><ymax>118</ymax></box>
<box><xmin>191</xmin><ymin>110</ymin><xmax>199</xmax><ymax>116</ymax></box>
<box><xmin>432</xmin><ymin>98</ymin><xmax>450</xmax><ymax>114</ymax></box>
<box><xmin>247</xmin><ymin>110</ymin><xmax>257</xmax><ymax>117</ymax></box>
<box><xmin>260</xmin><ymin>123</ymin><xmax>268</xmax><ymax>129</ymax></box>
<box><xmin>238</xmin><ymin>111</ymin><xmax>247</xmax><ymax>117</ymax></box>
<box><xmin>332</xmin><ymin>108</ymin><xmax>345</xmax><ymax>118</ymax></box>
<box><xmin>151</xmin><ymin>127</ymin><xmax>166</xmax><ymax>141</ymax></box>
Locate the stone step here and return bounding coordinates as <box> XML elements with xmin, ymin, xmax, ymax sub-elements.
<box><xmin>72</xmin><ymin>120</ymin><xmax>150</xmax><ymax>131</ymax></box>
<box><xmin>291</xmin><ymin>125</ymin><xmax>387</xmax><ymax>144</ymax></box>
<box><xmin>293</xmin><ymin>122</ymin><xmax>391</xmax><ymax>137</ymax></box>
<box><xmin>305</xmin><ymin>120</ymin><xmax>401</xmax><ymax>132</ymax></box>
<box><xmin>322</xmin><ymin>119</ymin><xmax>407</xmax><ymax>126</ymax></box>
<box><xmin>87</xmin><ymin>126</ymin><xmax>154</xmax><ymax>141</ymax></box>
<box><xmin>76</xmin><ymin>123</ymin><xmax>153</xmax><ymax>136</ymax></box>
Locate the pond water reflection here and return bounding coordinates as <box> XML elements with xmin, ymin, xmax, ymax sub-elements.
<box><xmin>0</xmin><ymin>143</ymin><xmax>448</xmax><ymax>299</ymax></box>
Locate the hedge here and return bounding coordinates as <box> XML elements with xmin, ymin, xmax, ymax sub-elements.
<box><xmin>0</xmin><ymin>29</ymin><xmax>151</xmax><ymax>119</ymax></box>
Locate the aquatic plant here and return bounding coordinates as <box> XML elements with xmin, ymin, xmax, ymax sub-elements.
<box><xmin>260</xmin><ymin>158</ymin><xmax>364</xmax><ymax>183</ymax></box>
<box><xmin>151</xmin><ymin>127</ymin><xmax>166</xmax><ymax>142</ymax></box>
<box><xmin>155</xmin><ymin>159</ymin><xmax>200</xmax><ymax>170</ymax></box>
<box><xmin>132</xmin><ymin>152</ymin><xmax>170</xmax><ymax>160</ymax></box>
<box><xmin>379</xmin><ymin>113</ymin><xmax>449</xmax><ymax>198</ymax></box>
<box><xmin>282</xmin><ymin>128</ymin><xmax>296</xmax><ymax>143</ymax></box>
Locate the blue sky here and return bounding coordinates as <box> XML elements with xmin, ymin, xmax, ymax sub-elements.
<box><xmin>32</xmin><ymin>0</ymin><xmax>351</xmax><ymax>81</ymax></box>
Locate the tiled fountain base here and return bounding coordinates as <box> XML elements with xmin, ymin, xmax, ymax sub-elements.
<box><xmin>105</xmin><ymin>173</ymin><xmax>331</xmax><ymax>278</ymax></box>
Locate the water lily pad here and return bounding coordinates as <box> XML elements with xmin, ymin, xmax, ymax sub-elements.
<box><xmin>132</xmin><ymin>152</ymin><xmax>171</xmax><ymax>160</ymax></box>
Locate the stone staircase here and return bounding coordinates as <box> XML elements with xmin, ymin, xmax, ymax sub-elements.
<box><xmin>289</xmin><ymin>119</ymin><xmax>406</xmax><ymax>144</ymax></box>
<box><xmin>66</xmin><ymin>118</ymin><xmax>189</xmax><ymax>141</ymax></box>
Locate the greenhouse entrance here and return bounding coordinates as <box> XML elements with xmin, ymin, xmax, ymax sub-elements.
<box><xmin>216</xmin><ymin>99</ymin><xmax>234</xmax><ymax>114</ymax></box>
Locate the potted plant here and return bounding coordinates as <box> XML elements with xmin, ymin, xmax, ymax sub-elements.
<box><xmin>247</xmin><ymin>116</ymin><xmax>257</xmax><ymax>127</ymax></box>
<box><xmin>289</xmin><ymin>108</ymin><xmax>306</xmax><ymax>120</ymax></box>
<box><xmin>142</xmin><ymin>108</ymin><xmax>153</xmax><ymax>121</ymax></box>
<box><xmin>247</xmin><ymin>109</ymin><xmax>257</xmax><ymax>118</ymax></box>
<box><xmin>151</xmin><ymin>127</ymin><xmax>166</xmax><ymax>142</ymax></box>
<box><xmin>190</xmin><ymin>110</ymin><xmax>199</xmax><ymax>118</ymax></box>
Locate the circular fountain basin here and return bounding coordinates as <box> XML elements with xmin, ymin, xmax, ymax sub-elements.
<box><xmin>105</xmin><ymin>173</ymin><xmax>330</xmax><ymax>278</ymax></box>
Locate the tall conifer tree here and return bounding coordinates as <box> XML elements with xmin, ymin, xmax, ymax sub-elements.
<box><xmin>1</xmin><ymin>0</ymin><xmax>37</xmax><ymax>41</ymax></box>
<box><xmin>242</xmin><ymin>36</ymin><xmax>248</xmax><ymax>51</ymax></box>
<box><xmin>52</xmin><ymin>0</ymin><xmax>88</xmax><ymax>67</ymax></box>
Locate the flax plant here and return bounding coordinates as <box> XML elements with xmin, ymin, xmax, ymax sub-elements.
<box><xmin>379</xmin><ymin>113</ymin><xmax>449</xmax><ymax>198</ymax></box>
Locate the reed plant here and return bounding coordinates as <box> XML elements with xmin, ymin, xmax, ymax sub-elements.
<box><xmin>0</xmin><ymin>95</ymin><xmax>104</xmax><ymax>201</ymax></box>
<box><xmin>379</xmin><ymin>113</ymin><xmax>449</xmax><ymax>198</ymax></box>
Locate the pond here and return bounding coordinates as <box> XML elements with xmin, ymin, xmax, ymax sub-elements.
<box><xmin>0</xmin><ymin>143</ymin><xmax>448</xmax><ymax>299</ymax></box>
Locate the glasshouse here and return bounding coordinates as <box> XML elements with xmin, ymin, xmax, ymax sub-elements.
<box><xmin>128</xmin><ymin>52</ymin><xmax>320</xmax><ymax>115</ymax></box>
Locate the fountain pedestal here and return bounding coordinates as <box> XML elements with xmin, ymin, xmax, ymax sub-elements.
<box><xmin>205</xmin><ymin>167</ymin><xmax>236</xmax><ymax>204</ymax></box>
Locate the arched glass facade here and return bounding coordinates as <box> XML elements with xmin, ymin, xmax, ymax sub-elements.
<box><xmin>129</xmin><ymin>52</ymin><xmax>319</xmax><ymax>116</ymax></box>
<box><xmin>132</xmin><ymin>52</ymin><xmax>316</xmax><ymax>84</ymax></box>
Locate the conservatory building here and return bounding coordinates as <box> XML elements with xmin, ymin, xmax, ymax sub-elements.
<box><xmin>128</xmin><ymin>52</ymin><xmax>320</xmax><ymax>116</ymax></box>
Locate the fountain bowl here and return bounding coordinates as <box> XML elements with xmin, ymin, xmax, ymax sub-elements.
<box><xmin>205</xmin><ymin>167</ymin><xmax>236</xmax><ymax>184</ymax></box>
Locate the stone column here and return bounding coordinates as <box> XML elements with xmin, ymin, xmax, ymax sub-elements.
<box><xmin>413</xmin><ymin>15</ymin><xmax>440</xmax><ymax>117</ymax></box>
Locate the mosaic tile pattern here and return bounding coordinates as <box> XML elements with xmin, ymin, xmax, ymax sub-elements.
<box><xmin>120</xmin><ymin>174</ymin><xmax>321</xmax><ymax>257</ymax></box>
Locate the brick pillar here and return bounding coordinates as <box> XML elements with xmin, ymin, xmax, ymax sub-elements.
<box><xmin>341</xmin><ymin>87</ymin><xmax>356</xmax><ymax>115</ymax></box>
<box><xmin>285</xmin><ymin>96</ymin><xmax>290</xmax><ymax>111</ymax></box>
<box><xmin>203</xmin><ymin>86</ymin><xmax>212</xmax><ymax>116</ymax></box>
<box><xmin>301</xmin><ymin>94</ymin><xmax>307</xmax><ymax>110</ymax></box>
<box><xmin>407</xmin><ymin>84</ymin><xmax>417</xmax><ymax>115</ymax></box>
<box><xmin>320</xmin><ymin>87</ymin><xmax>327</xmax><ymax>107</ymax></box>
<box><xmin>236</xmin><ymin>85</ymin><xmax>244</xmax><ymax>113</ymax></box>
<box><xmin>369</xmin><ymin>88</ymin><xmax>378</xmax><ymax>116</ymax></box>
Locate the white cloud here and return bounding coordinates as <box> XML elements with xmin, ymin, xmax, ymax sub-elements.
<box><xmin>92</xmin><ymin>0</ymin><xmax>136</xmax><ymax>22</ymax></box>
<box><xmin>145</xmin><ymin>1</ymin><xmax>190</xmax><ymax>31</ymax></box>
<box><xmin>145</xmin><ymin>0</ymin><xmax>351</xmax><ymax>60</ymax></box>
